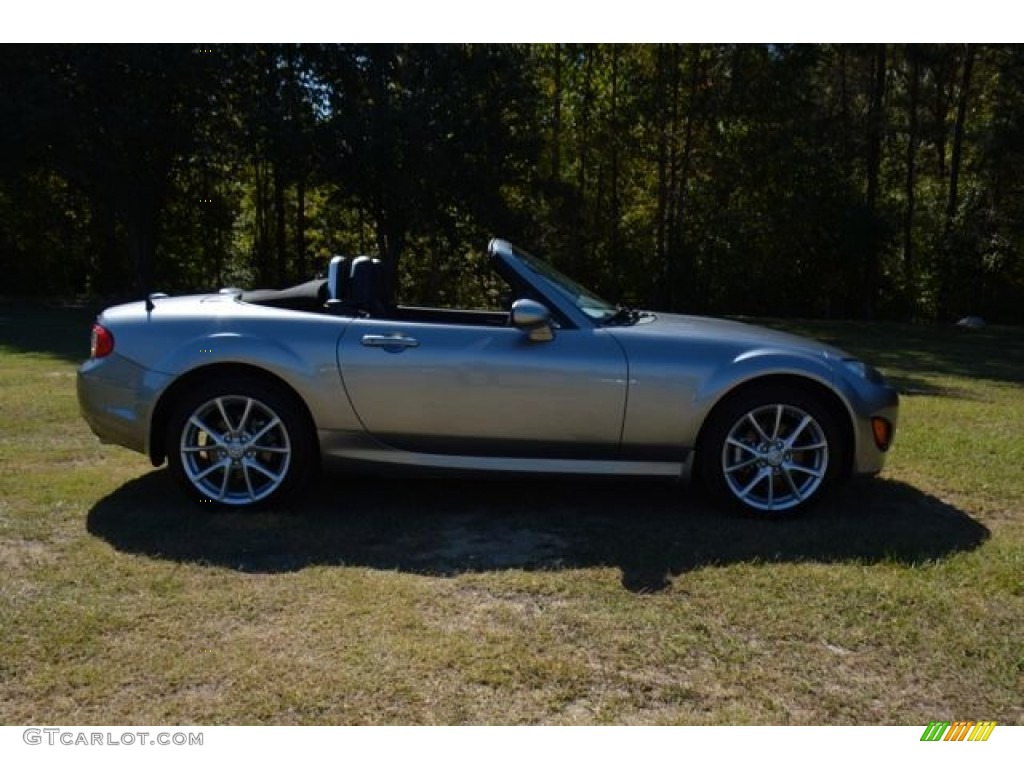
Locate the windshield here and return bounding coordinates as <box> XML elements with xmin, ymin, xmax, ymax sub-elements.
<box><xmin>511</xmin><ymin>246</ymin><xmax>618</xmax><ymax>322</ymax></box>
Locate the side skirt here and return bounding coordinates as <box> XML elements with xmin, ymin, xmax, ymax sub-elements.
<box><xmin>318</xmin><ymin>430</ymin><xmax>687</xmax><ymax>479</ymax></box>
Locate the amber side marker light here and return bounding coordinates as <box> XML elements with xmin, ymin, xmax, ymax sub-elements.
<box><xmin>871</xmin><ymin>417</ymin><xmax>893</xmax><ymax>451</ymax></box>
<box><xmin>90</xmin><ymin>323</ymin><xmax>114</xmax><ymax>359</ymax></box>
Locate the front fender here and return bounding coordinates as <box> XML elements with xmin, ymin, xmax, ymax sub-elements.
<box><xmin>694</xmin><ymin>348</ymin><xmax>838</xmax><ymax>411</ymax></box>
<box><xmin>619</xmin><ymin>341</ymin><xmax>847</xmax><ymax>460</ymax></box>
<box><xmin>689</xmin><ymin>349</ymin><xmax>869</xmax><ymax>472</ymax></box>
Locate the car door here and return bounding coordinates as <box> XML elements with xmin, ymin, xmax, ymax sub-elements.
<box><xmin>337</xmin><ymin>318</ymin><xmax>628</xmax><ymax>459</ymax></box>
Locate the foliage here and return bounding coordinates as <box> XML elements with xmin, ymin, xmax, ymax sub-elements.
<box><xmin>1</xmin><ymin>44</ymin><xmax>1023</xmax><ymax>322</ymax></box>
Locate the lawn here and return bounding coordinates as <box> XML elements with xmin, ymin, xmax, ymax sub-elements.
<box><xmin>0</xmin><ymin>303</ymin><xmax>1021</xmax><ymax>724</ymax></box>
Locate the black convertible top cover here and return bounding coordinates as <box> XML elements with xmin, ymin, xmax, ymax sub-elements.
<box><xmin>240</xmin><ymin>279</ymin><xmax>328</xmax><ymax>311</ymax></box>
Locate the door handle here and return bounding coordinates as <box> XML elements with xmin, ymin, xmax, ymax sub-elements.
<box><xmin>361</xmin><ymin>334</ymin><xmax>420</xmax><ymax>349</ymax></box>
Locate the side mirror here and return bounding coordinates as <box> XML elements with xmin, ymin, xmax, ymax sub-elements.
<box><xmin>511</xmin><ymin>299</ymin><xmax>554</xmax><ymax>342</ymax></box>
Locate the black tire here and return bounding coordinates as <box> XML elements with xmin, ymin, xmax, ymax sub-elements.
<box><xmin>700</xmin><ymin>384</ymin><xmax>845</xmax><ymax>516</ymax></box>
<box><xmin>165</xmin><ymin>375</ymin><xmax>315</xmax><ymax>509</ymax></box>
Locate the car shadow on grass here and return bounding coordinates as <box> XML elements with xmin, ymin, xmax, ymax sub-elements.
<box><xmin>86</xmin><ymin>471</ymin><xmax>990</xmax><ymax>593</ymax></box>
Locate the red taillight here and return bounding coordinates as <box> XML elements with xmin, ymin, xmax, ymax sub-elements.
<box><xmin>90</xmin><ymin>323</ymin><xmax>114</xmax><ymax>359</ymax></box>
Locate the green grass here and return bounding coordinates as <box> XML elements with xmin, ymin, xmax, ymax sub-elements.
<box><xmin>1</xmin><ymin>304</ymin><xmax>1021</xmax><ymax>724</ymax></box>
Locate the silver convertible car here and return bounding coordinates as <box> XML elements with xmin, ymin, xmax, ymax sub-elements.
<box><xmin>78</xmin><ymin>239</ymin><xmax>898</xmax><ymax>515</ymax></box>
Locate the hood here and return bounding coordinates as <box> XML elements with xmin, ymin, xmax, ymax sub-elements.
<box><xmin>606</xmin><ymin>312</ymin><xmax>851</xmax><ymax>359</ymax></box>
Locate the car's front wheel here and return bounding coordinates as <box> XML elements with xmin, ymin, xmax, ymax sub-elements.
<box><xmin>166</xmin><ymin>377</ymin><xmax>314</xmax><ymax>508</ymax></box>
<box><xmin>701</xmin><ymin>385</ymin><xmax>844</xmax><ymax>516</ymax></box>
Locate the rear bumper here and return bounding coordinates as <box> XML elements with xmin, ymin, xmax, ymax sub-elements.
<box><xmin>77</xmin><ymin>354</ymin><xmax>172</xmax><ymax>456</ymax></box>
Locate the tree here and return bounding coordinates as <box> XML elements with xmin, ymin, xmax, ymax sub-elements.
<box><xmin>1</xmin><ymin>44</ymin><xmax>1022</xmax><ymax>324</ymax></box>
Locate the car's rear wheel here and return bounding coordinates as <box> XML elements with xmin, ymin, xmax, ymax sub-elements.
<box><xmin>701</xmin><ymin>385</ymin><xmax>844</xmax><ymax>516</ymax></box>
<box><xmin>166</xmin><ymin>377</ymin><xmax>313</xmax><ymax>509</ymax></box>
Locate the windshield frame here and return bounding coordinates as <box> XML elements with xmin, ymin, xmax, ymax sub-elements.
<box><xmin>490</xmin><ymin>240</ymin><xmax>619</xmax><ymax>327</ymax></box>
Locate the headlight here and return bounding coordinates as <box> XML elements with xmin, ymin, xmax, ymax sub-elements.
<box><xmin>841</xmin><ymin>358</ymin><xmax>885</xmax><ymax>385</ymax></box>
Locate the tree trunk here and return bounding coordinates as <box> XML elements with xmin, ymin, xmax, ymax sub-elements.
<box><xmin>295</xmin><ymin>175</ymin><xmax>306</xmax><ymax>279</ymax></box>
<box><xmin>273</xmin><ymin>163</ymin><xmax>287</xmax><ymax>287</ymax></box>
<box><xmin>862</xmin><ymin>44</ymin><xmax>887</xmax><ymax>320</ymax></box>
<box><xmin>90</xmin><ymin>198</ymin><xmax>122</xmax><ymax>295</ymax></box>
<box><xmin>659</xmin><ymin>45</ymin><xmax>682</xmax><ymax>309</ymax></box>
<box><xmin>667</xmin><ymin>44</ymin><xmax>702</xmax><ymax>312</ymax></box>
<box><xmin>940</xmin><ymin>44</ymin><xmax>977</xmax><ymax>318</ymax></box>
<box><xmin>551</xmin><ymin>43</ymin><xmax>561</xmax><ymax>181</ymax></box>
<box><xmin>253</xmin><ymin>162</ymin><xmax>272</xmax><ymax>285</ymax></box>
<box><xmin>376</xmin><ymin>216</ymin><xmax>405</xmax><ymax>305</ymax></box>
<box><xmin>654</xmin><ymin>45</ymin><xmax>669</xmax><ymax>293</ymax></box>
<box><xmin>609</xmin><ymin>44</ymin><xmax>621</xmax><ymax>285</ymax></box>
<box><xmin>903</xmin><ymin>47</ymin><xmax>920</xmax><ymax>292</ymax></box>
<box><xmin>126</xmin><ymin>187</ymin><xmax>159</xmax><ymax>294</ymax></box>
<box><xmin>569</xmin><ymin>46</ymin><xmax>595</xmax><ymax>270</ymax></box>
<box><xmin>946</xmin><ymin>44</ymin><xmax>975</xmax><ymax>234</ymax></box>
<box><xmin>838</xmin><ymin>45</ymin><xmax>851</xmax><ymax>172</ymax></box>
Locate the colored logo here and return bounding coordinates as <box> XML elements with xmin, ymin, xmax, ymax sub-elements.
<box><xmin>920</xmin><ymin>721</ymin><xmax>996</xmax><ymax>742</ymax></box>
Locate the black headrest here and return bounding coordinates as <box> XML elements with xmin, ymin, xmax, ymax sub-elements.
<box><xmin>348</xmin><ymin>256</ymin><xmax>375</xmax><ymax>305</ymax></box>
<box><xmin>327</xmin><ymin>254</ymin><xmax>348</xmax><ymax>302</ymax></box>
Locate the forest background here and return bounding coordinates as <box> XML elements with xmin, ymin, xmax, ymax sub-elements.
<box><xmin>1</xmin><ymin>43</ymin><xmax>1022</xmax><ymax>323</ymax></box>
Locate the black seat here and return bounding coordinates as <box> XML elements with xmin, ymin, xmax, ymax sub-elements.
<box><xmin>327</xmin><ymin>256</ymin><xmax>387</xmax><ymax>317</ymax></box>
<box><xmin>348</xmin><ymin>256</ymin><xmax>389</xmax><ymax>317</ymax></box>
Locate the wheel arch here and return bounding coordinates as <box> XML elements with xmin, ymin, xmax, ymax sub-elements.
<box><xmin>148</xmin><ymin>362</ymin><xmax>319</xmax><ymax>467</ymax></box>
<box><xmin>694</xmin><ymin>373</ymin><xmax>856</xmax><ymax>481</ymax></box>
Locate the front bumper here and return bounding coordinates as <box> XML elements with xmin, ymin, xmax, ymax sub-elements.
<box><xmin>848</xmin><ymin>384</ymin><xmax>900</xmax><ymax>476</ymax></box>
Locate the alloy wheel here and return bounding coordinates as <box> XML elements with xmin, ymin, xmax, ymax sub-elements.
<box><xmin>720</xmin><ymin>403</ymin><xmax>830</xmax><ymax>512</ymax></box>
<box><xmin>179</xmin><ymin>395</ymin><xmax>292</xmax><ymax>505</ymax></box>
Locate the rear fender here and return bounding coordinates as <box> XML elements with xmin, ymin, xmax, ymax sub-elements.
<box><xmin>147</xmin><ymin>330</ymin><xmax>362</xmax><ymax>459</ymax></box>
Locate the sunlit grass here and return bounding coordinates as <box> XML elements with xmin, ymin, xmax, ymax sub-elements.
<box><xmin>0</xmin><ymin>306</ymin><xmax>1021</xmax><ymax>724</ymax></box>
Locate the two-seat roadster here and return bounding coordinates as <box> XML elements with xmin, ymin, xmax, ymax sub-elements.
<box><xmin>78</xmin><ymin>239</ymin><xmax>898</xmax><ymax>515</ymax></box>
